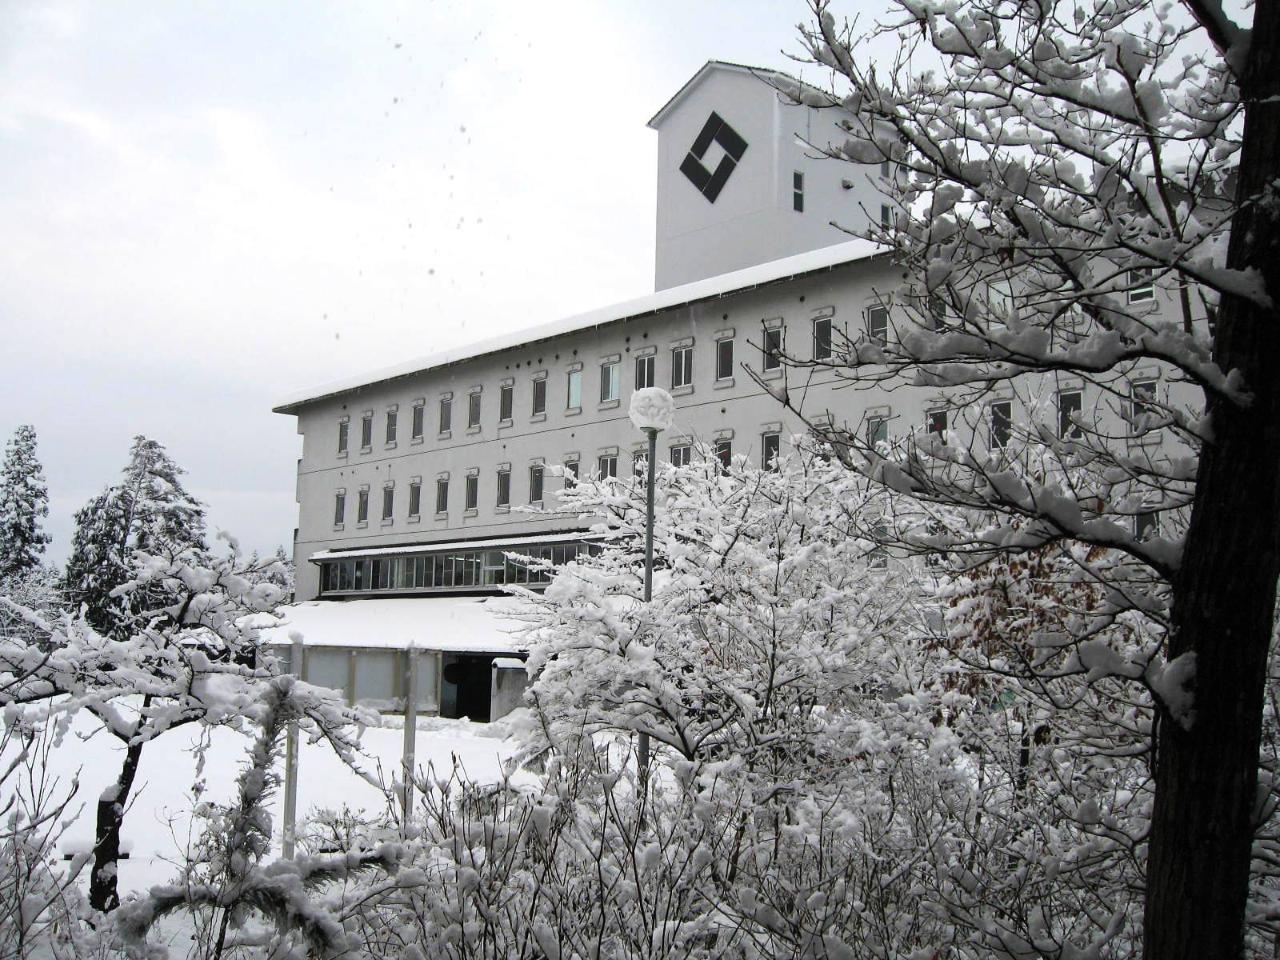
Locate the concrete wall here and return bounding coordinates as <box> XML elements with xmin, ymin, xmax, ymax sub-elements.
<box><xmin>652</xmin><ymin>66</ymin><xmax>887</xmax><ymax>290</ymax></box>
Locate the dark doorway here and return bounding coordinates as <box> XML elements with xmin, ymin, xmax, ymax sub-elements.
<box><xmin>441</xmin><ymin>653</ymin><xmax>493</xmax><ymax>722</ymax></box>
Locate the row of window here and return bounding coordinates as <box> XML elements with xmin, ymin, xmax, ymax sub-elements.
<box><xmin>319</xmin><ymin>542</ymin><xmax>588</xmax><ymax>594</ymax></box>
<box><xmin>873</xmin><ymin>381</ymin><xmax>1159</xmax><ymax>453</ymax></box>
<box><xmin>332</xmin><ymin>435</ymin><xmax>784</xmax><ymax>529</ymax></box>
<box><xmin>333</xmin><ymin>329</ymin><xmax>827</xmax><ymax>458</ymax></box>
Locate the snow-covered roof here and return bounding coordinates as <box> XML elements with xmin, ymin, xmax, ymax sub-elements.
<box><xmin>260</xmin><ymin>596</ymin><xmax>531</xmax><ymax>653</ymax></box>
<box><xmin>647</xmin><ymin>59</ymin><xmax>799</xmax><ymax>129</ymax></box>
<box><xmin>272</xmin><ymin>238</ymin><xmax>883</xmax><ymax>413</ymax></box>
<box><xmin>307</xmin><ymin>530</ymin><xmax>595</xmax><ymax>563</ymax></box>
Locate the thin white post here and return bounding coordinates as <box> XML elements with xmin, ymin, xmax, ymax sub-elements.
<box><xmin>282</xmin><ymin>636</ymin><xmax>303</xmax><ymax>858</ymax></box>
<box><xmin>401</xmin><ymin>646</ymin><xmax>419</xmax><ymax>824</ymax></box>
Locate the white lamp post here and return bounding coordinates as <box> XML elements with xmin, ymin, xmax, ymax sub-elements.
<box><xmin>628</xmin><ymin>388</ymin><xmax>675</xmax><ymax>775</ymax></box>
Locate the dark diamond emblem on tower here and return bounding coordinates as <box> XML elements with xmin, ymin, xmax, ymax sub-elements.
<box><xmin>680</xmin><ymin>111</ymin><xmax>748</xmax><ymax>203</ymax></box>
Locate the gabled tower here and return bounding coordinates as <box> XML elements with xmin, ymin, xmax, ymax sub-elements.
<box><xmin>649</xmin><ymin>60</ymin><xmax>887</xmax><ymax>290</ymax></box>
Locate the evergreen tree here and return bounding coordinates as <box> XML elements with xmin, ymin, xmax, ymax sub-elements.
<box><xmin>63</xmin><ymin>436</ymin><xmax>206</xmax><ymax>636</ymax></box>
<box><xmin>0</xmin><ymin>425</ymin><xmax>52</xmax><ymax>581</ymax></box>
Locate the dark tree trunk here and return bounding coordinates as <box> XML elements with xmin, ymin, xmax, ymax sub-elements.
<box><xmin>89</xmin><ymin>723</ymin><xmax>147</xmax><ymax>914</ymax></box>
<box><xmin>1144</xmin><ymin>4</ymin><xmax>1280</xmax><ymax>956</ymax></box>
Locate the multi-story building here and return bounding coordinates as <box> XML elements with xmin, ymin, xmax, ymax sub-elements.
<box><xmin>270</xmin><ymin>60</ymin><xmax>1187</xmax><ymax>719</ymax></box>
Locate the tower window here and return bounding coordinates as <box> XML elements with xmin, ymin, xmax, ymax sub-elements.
<box><xmin>792</xmin><ymin>171</ymin><xmax>804</xmax><ymax>212</ymax></box>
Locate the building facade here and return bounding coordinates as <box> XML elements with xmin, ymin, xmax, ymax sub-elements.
<box><xmin>271</xmin><ymin>61</ymin><xmax>1192</xmax><ymax>717</ymax></box>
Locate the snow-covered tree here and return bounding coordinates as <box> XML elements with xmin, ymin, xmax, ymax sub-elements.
<box><xmin>2</xmin><ymin>539</ymin><xmax>363</xmax><ymax>914</ymax></box>
<box><xmin>770</xmin><ymin>1</ymin><xmax>1279</xmax><ymax>954</ymax></box>
<box><xmin>63</xmin><ymin>436</ymin><xmax>206</xmax><ymax>637</ymax></box>
<box><xmin>0</xmin><ymin>425</ymin><xmax>51</xmax><ymax>581</ymax></box>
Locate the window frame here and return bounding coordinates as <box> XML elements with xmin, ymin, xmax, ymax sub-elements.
<box><xmin>360</xmin><ymin>414</ymin><xmax>373</xmax><ymax>449</ymax></box>
<box><xmin>498</xmin><ymin>383</ymin><xmax>514</xmax><ymax>422</ymax></box>
<box><xmin>597</xmin><ymin>454</ymin><xmax>618</xmax><ymax>480</ymax></box>
<box><xmin>532</xmin><ymin>375</ymin><xmax>547</xmax><ymax>416</ymax></box>
<box><xmin>496</xmin><ymin>468</ymin><xmax>511</xmax><ymax>507</ymax></box>
<box><xmin>670</xmin><ymin>443</ymin><xmax>692</xmax><ymax>467</ymax></box>
<box><xmin>792</xmin><ymin>170</ymin><xmax>804</xmax><ymax>212</ymax></box>
<box><xmin>990</xmin><ymin>400</ymin><xmax>1012</xmax><ymax>450</ymax></box>
<box><xmin>1128</xmin><ymin>267</ymin><xmax>1155</xmax><ymax>304</ymax></box>
<box><xmin>671</xmin><ymin>345</ymin><xmax>693</xmax><ymax>389</ymax></box>
<box><xmin>333</xmin><ymin>491</ymin><xmax>346</xmax><ymax>526</ymax></box>
<box><xmin>411</xmin><ymin>403</ymin><xmax>424</xmax><ymax>440</ymax></box>
<box><xmin>566</xmin><ymin>369</ymin><xmax>582</xmax><ymax>410</ymax></box>
<box><xmin>408</xmin><ymin>481</ymin><xmax>422</xmax><ymax>517</ymax></box>
<box><xmin>357</xmin><ymin>488</ymin><xmax>370</xmax><ymax>524</ymax></box>
<box><xmin>635</xmin><ymin>354</ymin><xmax>655</xmax><ymax>390</ymax></box>
<box><xmin>435</xmin><ymin>478</ymin><xmax>449</xmax><ymax>515</ymax></box>
<box><xmin>866</xmin><ymin>305</ymin><xmax>888</xmax><ymax>344</ymax></box>
<box><xmin>925</xmin><ymin>408</ymin><xmax>948</xmax><ymax>442</ymax></box>
<box><xmin>715</xmin><ymin>337</ymin><xmax>734</xmax><ymax>381</ymax></box>
<box><xmin>599</xmin><ymin>361</ymin><xmax>619</xmax><ymax>403</ymax></box>
<box><xmin>1058</xmin><ymin>389</ymin><xmax>1084</xmax><ymax>439</ymax></box>
<box><xmin>381</xmin><ymin>485</ymin><xmax>395</xmax><ymax>521</ymax></box>
<box><xmin>467</xmin><ymin>392</ymin><xmax>482</xmax><ymax>429</ymax></box>
<box><xmin>762</xmin><ymin>328</ymin><xmax>782</xmax><ymax>371</ymax></box>
<box><xmin>465</xmin><ymin>473</ymin><xmax>479</xmax><ymax>511</ymax></box>
<box><xmin>714</xmin><ymin>438</ymin><xmax>732</xmax><ymax>473</ymax></box>
<box><xmin>761</xmin><ymin>432</ymin><xmax>780</xmax><ymax>470</ymax></box>
<box><xmin>438</xmin><ymin>397</ymin><xmax>452</xmax><ymax>434</ymax></box>
<box><xmin>337</xmin><ymin>420</ymin><xmax>349</xmax><ymax>455</ymax></box>
<box><xmin>813</xmin><ymin>316</ymin><xmax>833</xmax><ymax>360</ymax></box>
<box><xmin>385</xmin><ymin>409</ymin><xmax>397</xmax><ymax>445</ymax></box>
<box><xmin>529</xmin><ymin>465</ymin><xmax>544</xmax><ymax>504</ymax></box>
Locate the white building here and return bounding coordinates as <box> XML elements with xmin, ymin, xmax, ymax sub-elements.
<box><xmin>270</xmin><ymin>61</ymin><xmax>1186</xmax><ymax>719</ymax></box>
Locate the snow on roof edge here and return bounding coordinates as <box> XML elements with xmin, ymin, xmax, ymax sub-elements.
<box><xmin>273</xmin><ymin>238</ymin><xmax>883</xmax><ymax>413</ymax></box>
<box><xmin>309</xmin><ymin>530</ymin><xmax>597</xmax><ymax>562</ymax></box>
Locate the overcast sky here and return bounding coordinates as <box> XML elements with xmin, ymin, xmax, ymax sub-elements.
<box><xmin>0</xmin><ymin>0</ymin><xmax>885</xmax><ymax>564</ymax></box>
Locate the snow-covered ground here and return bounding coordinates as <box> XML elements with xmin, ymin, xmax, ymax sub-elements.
<box><xmin>30</xmin><ymin>710</ymin><xmax>521</xmax><ymax>896</ymax></box>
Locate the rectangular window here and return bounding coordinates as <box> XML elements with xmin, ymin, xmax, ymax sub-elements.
<box><xmin>926</xmin><ymin>409</ymin><xmax>948</xmax><ymax>441</ymax></box>
<box><xmin>499</xmin><ymin>384</ymin><xmax>513</xmax><ymax>422</ymax></box>
<box><xmin>880</xmin><ymin>204</ymin><xmax>892</xmax><ymax>230</ymax></box>
<box><xmin>597</xmin><ymin>454</ymin><xmax>618</xmax><ymax>480</ymax></box>
<box><xmin>333</xmin><ymin>492</ymin><xmax>346</xmax><ymax>525</ymax></box>
<box><xmin>867</xmin><ymin>306</ymin><xmax>888</xmax><ymax>344</ymax></box>
<box><xmin>990</xmin><ymin>400</ymin><xmax>1012</xmax><ymax>450</ymax></box>
<box><xmin>382</xmin><ymin>486</ymin><xmax>394</xmax><ymax>521</ymax></box>
<box><xmin>532</xmin><ymin>376</ymin><xmax>547</xmax><ymax>415</ymax></box>
<box><xmin>496</xmin><ymin>469</ymin><xmax>511</xmax><ymax>507</ymax></box>
<box><xmin>408</xmin><ymin>481</ymin><xmax>421</xmax><ymax>517</ymax></box>
<box><xmin>928</xmin><ymin>294</ymin><xmax>947</xmax><ymax>331</ymax></box>
<box><xmin>763</xmin><ymin>328</ymin><xmax>782</xmax><ymax>371</ymax></box>
<box><xmin>468</xmin><ymin>392</ymin><xmax>482</xmax><ymax>429</ymax></box>
<box><xmin>635</xmin><ymin>354</ymin><xmax>655</xmax><ymax>389</ymax></box>
<box><xmin>880</xmin><ymin>159</ymin><xmax>891</xmax><ymax>179</ymax></box>
<box><xmin>1135</xmin><ymin>510</ymin><xmax>1159</xmax><ymax>541</ymax></box>
<box><xmin>465</xmin><ymin>474</ymin><xmax>479</xmax><ymax>510</ymax></box>
<box><xmin>563</xmin><ymin>460</ymin><xmax>578</xmax><ymax>489</ymax></box>
<box><xmin>715</xmin><ymin>337</ymin><xmax>734</xmax><ymax>380</ymax></box>
<box><xmin>714</xmin><ymin>439</ymin><xmax>732</xmax><ymax>473</ymax></box>
<box><xmin>337</xmin><ymin>421</ymin><xmax>349</xmax><ymax>455</ymax></box>
<box><xmin>671</xmin><ymin>346</ymin><xmax>693</xmax><ymax>389</ymax></box>
<box><xmin>360</xmin><ymin>414</ymin><xmax>373</xmax><ymax>449</ymax></box>
<box><xmin>438</xmin><ymin>397</ymin><xmax>452</xmax><ymax>434</ymax></box>
<box><xmin>761</xmin><ymin>432</ymin><xmax>780</xmax><ymax>470</ymax></box>
<box><xmin>670</xmin><ymin>444</ymin><xmax>692</xmax><ymax>467</ymax></box>
<box><xmin>632</xmin><ymin>451</ymin><xmax>646</xmax><ymax>477</ymax></box>
<box><xmin>1058</xmin><ymin>390</ymin><xmax>1084</xmax><ymax>439</ymax></box>
<box><xmin>868</xmin><ymin>417</ymin><xmax>889</xmax><ymax>448</ymax></box>
<box><xmin>357</xmin><ymin>489</ymin><xmax>369</xmax><ymax>523</ymax></box>
<box><xmin>411</xmin><ymin>404</ymin><xmax>424</xmax><ymax>440</ymax></box>
<box><xmin>813</xmin><ymin>316</ymin><xmax>832</xmax><ymax>360</ymax></box>
<box><xmin>792</xmin><ymin>170</ymin><xmax>804</xmax><ymax>212</ymax></box>
<box><xmin>385</xmin><ymin>410</ymin><xmax>397</xmax><ymax>444</ymax></box>
<box><xmin>566</xmin><ymin>370</ymin><xmax>582</xmax><ymax>409</ymax></box>
<box><xmin>600</xmin><ymin>362</ymin><xmax>619</xmax><ymax>403</ymax></box>
<box><xmin>529</xmin><ymin>465</ymin><xmax>544</xmax><ymax>504</ymax></box>
<box><xmin>1128</xmin><ymin>267</ymin><xmax>1155</xmax><ymax>304</ymax></box>
<box><xmin>1130</xmin><ymin>380</ymin><xmax>1157</xmax><ymax>433</ymax></box>
<box><xmin>435</xmin><ymin>478</ymin><xmax>449</xmax><ymax>514</ymax></box>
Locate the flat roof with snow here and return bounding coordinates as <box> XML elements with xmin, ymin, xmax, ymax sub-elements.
<box><xmin>307</xmin><ymin>530</ymin><xmax>596</xmax><ymax>563</ymax></box>
<box><xmin>273</xmin><ymin>238</ymin><xmax>883</xmax><ymax>413</ymax></box>
<box><xmin>260</xmin><ymin>596</ymin><xmax>531</xmax><ymax>653</ymax></box>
